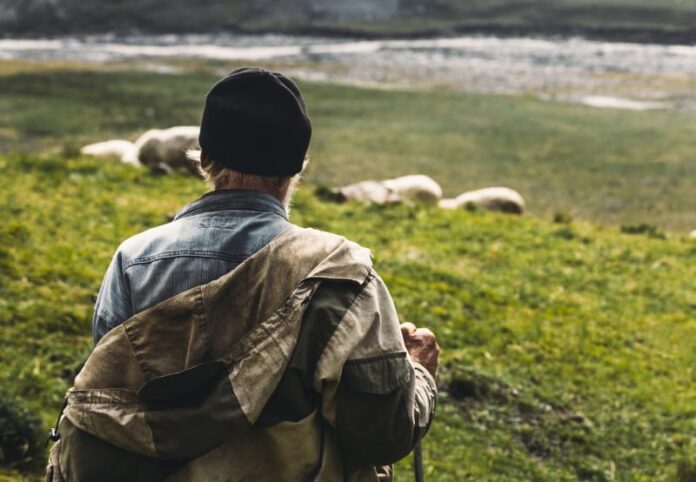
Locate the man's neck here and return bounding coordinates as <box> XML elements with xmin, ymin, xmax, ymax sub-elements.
<box><xmin>213</xmin><ymin>185</ymin><xmax>293</xmax><ymax>212</ymax></box>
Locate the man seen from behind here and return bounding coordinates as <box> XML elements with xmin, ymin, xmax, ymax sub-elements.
<box><xmin>46</xmin><ymin>67</ymin><xmax>439</xmax><ymax>482</ymax></box>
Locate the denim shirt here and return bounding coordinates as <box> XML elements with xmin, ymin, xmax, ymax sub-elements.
<box><xmin>92</xmin><ymin>189</ymin><xmax>290</xmax><ymax>344</ymax></box>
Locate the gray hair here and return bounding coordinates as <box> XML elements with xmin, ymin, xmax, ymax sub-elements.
<box><xmin>187</xmin><ymin>149</ymin><xmax>301</xmax><ymax>209</ymax></box>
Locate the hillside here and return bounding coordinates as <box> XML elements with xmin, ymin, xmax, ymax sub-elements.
<box><xmin>0</xmin><ymin>152</ymin><xmax>694</xmax><ymax>481</ymax></box>
<box><xmin>1</xmin><ymin>0</ymin><xmax>696</xmax><ymax>43</ymax></box>
<box><xmin>0</xmin><ymin>60</ymin><xmax>695</xmax><ymax>481</ymax></box>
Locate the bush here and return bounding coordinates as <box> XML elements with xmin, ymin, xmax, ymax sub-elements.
<box><xmin>313</xmin><ymin>184</ymin><xmax>344</xmax><ymax>203</ymax></box>
<box><xmin>61</xmin><ymin>141</ymin><xmax>81</xmax><ymax>159</ymax></box>
<box><xmin>676</xmin><ymin>453</ymin><xmax>696</xmax><ymax>482</ymax></box>
<box><xmin>553</xmin><ymin>212</ymin><xmax>573</xmax><ymax>224</ymax></box>
<box><xmin>0</xmin><ymin>392</ymin><xmax>43</xmax><ymax>467</ymax></box>
<box><xmin>620</xmin><ymin>223</ymin><xmax>666</xmax><ymax>239</ymax></box>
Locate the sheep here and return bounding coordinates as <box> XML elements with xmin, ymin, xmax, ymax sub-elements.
<box><xmin>121</xmin><ymin>126</ymin><xmax>200</xmax><ymax>175</ymax></box>
<box><xmin>689</xmin><ymin>230</ymin><xmax>696</xmax><ymax>239</ymax></box>
<box><xmin>438</xmin><ymin>198</ymin><xmax>460</xmax><ymax>210</ymax></box>
<box><xmin>381</xmin><ymin>175</ymin><xmax>443</xmax><ymax>203</ymax></box>
<box><xmin>334</xmin><ymin>174</ymin><xmax>442</xmax><ymax>205</ymax></box>
<box><xmin>439</xmin><ymin>187</ymin><xmax>526</xmax><ymax>214</ymax></box>
<box><xmin>80</xmin><ymin>140</ymin><xmax>136</xmax><ymax>161</ymax></box>
<box><xmin>333</xmin><ymin>180</ymin><xmax>402</xmax><ymax>204</ymax></box>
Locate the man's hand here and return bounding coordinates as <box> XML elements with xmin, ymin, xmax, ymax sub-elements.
<box><xmin>400</xmin><ymin>322</ymin><xmax>440</xmax><ymax>378</ymax></box>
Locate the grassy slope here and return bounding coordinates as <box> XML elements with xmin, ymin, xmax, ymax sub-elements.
<box><xmin>0</xmin><ymin>154</ymin><xmax>694</xmax><ymax>481</ymax></box>
<box><xmin>0</xmin><ymin>62</ymin><xmax>694</xmax><ymax>480</ymax></box>
<box><xmin>0</xmin><ymin>62</ymin><xmax>694</xmax><ymax>232</ymax></box>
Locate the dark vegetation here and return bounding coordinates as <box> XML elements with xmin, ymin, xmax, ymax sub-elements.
<box><xmin>0</xmin><ymin>393</ymin><xmax>42</xmax><ymax>468</ymax></box>
<box><xmin>1</xmin><ymin>0</ymin><xmax>696</xmax><ymax>44</ymax></box>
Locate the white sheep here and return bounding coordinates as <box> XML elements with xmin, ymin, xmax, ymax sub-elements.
<box><xmin>439</xmin><ymin>187</ymin><xmax>526</xmax><ymax>214</ymax></box>
<box><xmin>121</xmin><ymin>126</ymin><xmax>200</xmax><ymax>175</ymax></box>
<box><xmin>333</xmin><ymin>180</ymin><xmax>402</xmax><ymax>204</ymax></box>
<box><xmin>381</xmin><ymin>175</ymin><xmax>443</xmax><ymax>203</ymax></box>
<box><xmin>438</xmin><ymin>198</ymin><xmax>460</xmax><ymax>210</ymax></box>
<box><xmin>334</xmin><ymin>174</ymin><xmax>442</xmax><ymax>205</ymax></box>
<box><xmin>689</xmin><ymin>230</ymin><xmax>696</xmax><ymax>239</ymax></box>
<box><xmin>80</xmin><ymin>140</ymin><xmax>136</xmax><ymax>162</ymax></box>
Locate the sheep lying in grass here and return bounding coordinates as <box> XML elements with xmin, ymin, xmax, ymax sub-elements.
<box><xmin>82</xmin><ymin>127</ymin><xmax>201</xmax><ymax>174</ymax></box>
<box><xmin>439</xmin><ymin>187</ymin><xmax>526</xmax><ymax>214</ymax></box>
<box><xmin>121</xmin><ymin>126</ymin><xmax>200</xmax><ymax>175</ymax></box>
<box><xmin>334</xmin><ymin>180</ymin><xmax>402</xmax><ymax>204</ymax></box>
<box><xmin>382</xmin><ymin>174</ymin><xmax>443</xmax><ymax>203</ymax></box>
<box><xmin>334</xmin><ymin>175</ymin><xmax>442</xmax><ymax>204</ymax></box>
<box><xmin>80</xmin><ymin>140</ymin><xmax>135</xmax><ymax>161</ymax></box>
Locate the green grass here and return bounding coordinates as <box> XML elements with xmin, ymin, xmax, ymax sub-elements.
<box><xmin>0</xmin><ymin>153</ymin><xmax>694</xmax><ymax>481</ymax></box>
<box><xmin>0</xmin><ymin>63</ymin><xmax>694</xmax><ymax>232</ymax></box>
<box><xmin>0</xmin><ymin>62</ymin><xmax>694</xmax><ymax>480</ymax></box>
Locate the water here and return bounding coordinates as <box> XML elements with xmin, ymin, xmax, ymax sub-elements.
<box><xmin>2</xmin><ymin>34</ymin><xmax>694</xmax><ymax>73</ymax></box>
<box><xmin>1</xmin><ymin>34</ymin><xmax>694</xmax><ymax>107</ymax></box>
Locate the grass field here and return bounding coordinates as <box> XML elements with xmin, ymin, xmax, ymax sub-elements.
<box><xmin>0</xmin><ymin>61</ymin><xmax>694</xmax><ymax>233</ymax></box>
<box><xmin>0</xmin><ymin>61</ymin><xmax>695</xmax><ymax>480</ymax></box>
<box><xmin>1</xmin><ymin>154</ymin><xmax>694</xmax><ymax>481</ymax></box>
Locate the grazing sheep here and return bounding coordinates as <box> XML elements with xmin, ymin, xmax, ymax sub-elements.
<box><xmin>439</xmin><ymin>187</ymin><xmax>526</xmax><ymax>214</ymax></box>
<box><xmin>121</xmin><ymin>126</ymin><xmax>200</xmax><ymax>175</ymax></box>
<box><xmin>689</xmin><ymin>230</ymin><xmax>696</xmax><ymax>239</ymax></box>
<box><xmin>334</xmin><ymin>174</ymin><xmax>442</xmax><ymax>205</ymax></box>
<box><xmin>382</xmin><ymin>175</ymin><xmax>443</xmax><ymax>203</ymax></box>
<box><xmin>80</xmin><ymin>140</ymin><xmax>136</xmax><ymax>161</ymax></box>
<box><xmin>333</xmin><ymin>180</ymin><xmax>402</xmax><ymax>204</ymax></box>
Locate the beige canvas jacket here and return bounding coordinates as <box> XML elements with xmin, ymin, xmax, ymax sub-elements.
<box><xmin>47</xmin><ymin>225</ymin><xmax>437</xmax><ymax>482</ymax></box>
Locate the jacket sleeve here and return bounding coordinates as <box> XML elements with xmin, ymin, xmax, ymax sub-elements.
<box><xmin>91</xmin><ymin>248</ymin><xmax>133</xmax><ymax>345</ymax></box>
<box><xmin>314</xmin><ymin>271</ymin><xmax>438</xmax><ymax>467</ymax></box>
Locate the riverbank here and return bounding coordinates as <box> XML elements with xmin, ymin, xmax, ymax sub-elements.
<box><xmin>216</xmin><ymin>19</ymin><xmax>696</xmax><ymax>47</ymax></box>
<box><xmin>3</xmin><ymin>24</ymin><xmax>696</xmax><ymax>47</ymax></box>
<box><xmin>1</xmin><ymin>34</ymin><xmax>695</xmax><ymax>114</ymax></box>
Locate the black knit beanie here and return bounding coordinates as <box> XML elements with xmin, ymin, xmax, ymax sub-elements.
<box><xmin>199</xmin><ymin>67</ymin><xmax>312</xmax><ymax>176</ymax></box>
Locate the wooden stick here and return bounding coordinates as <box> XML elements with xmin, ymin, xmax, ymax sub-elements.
<box><xmin>413</xmin><ymin>440</ymin><xmax>425</xmax><ymax>482</ymax></box>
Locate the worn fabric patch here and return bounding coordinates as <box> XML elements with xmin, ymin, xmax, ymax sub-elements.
<box><xmin>257</xmin><ymin>278</ymin><xmax>364</xmax><ymax>427</ymax></box>
<box><xmin>342</xmin><ymin>352</ymin><xmax>412</xmax><ymax>395</ymax></box>
<box><xmin>65</xmin><ymin>388</ymin><xmax>155</xmax><ymax>457</ymax></box>
<box><xmin>58</xmin><ymin>418</ymin><xmax>183</xmax><ymax>482</ymax></box>
<box><xmin>143</xmin><ymin>362</ymin><xmax>250</xmax><ymax>459</ymax></box>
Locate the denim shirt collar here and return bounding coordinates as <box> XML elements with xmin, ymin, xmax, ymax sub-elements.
<box><xmin>174</xmin><ymin>189</ymin><xmax>288</xmax><ymax>221</ymax></box>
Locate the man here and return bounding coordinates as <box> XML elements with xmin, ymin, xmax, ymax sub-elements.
<box><xmin>47</xmin><ymin>67</ymin><xmax>438</xmax><ymax>482</ymax></box>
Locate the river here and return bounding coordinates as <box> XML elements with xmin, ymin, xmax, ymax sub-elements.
<box><xmin>1</xmin><ymin>34</ymin><xmax>694</xmax><ymax>109</ymax></box>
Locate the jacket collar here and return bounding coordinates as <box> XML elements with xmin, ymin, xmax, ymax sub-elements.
<box><xmin>174</xmin><ymin>189</ymin><xmax>288</xmax><ymax>221</ymax></box>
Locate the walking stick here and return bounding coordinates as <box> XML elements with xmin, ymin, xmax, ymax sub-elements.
<box><xmin>413</xmin><ymin>440</ymin><xmax>425</xmax><ymax>482</ymax></box>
